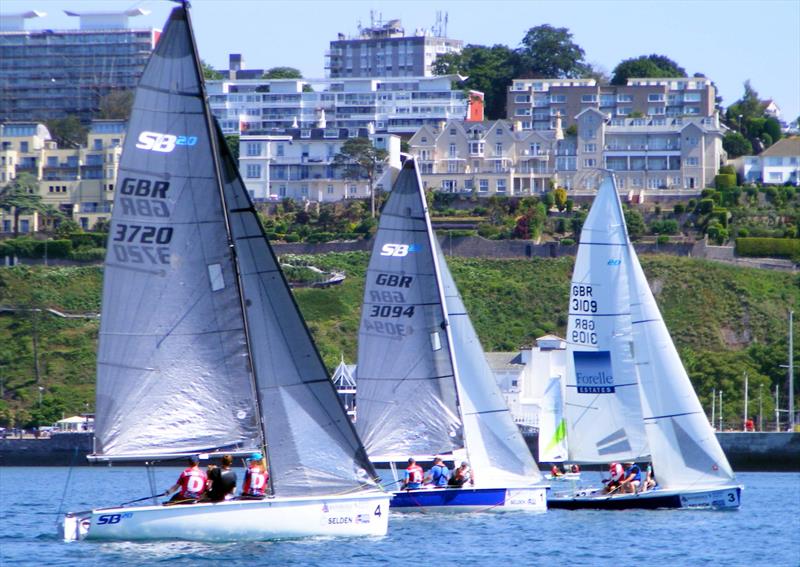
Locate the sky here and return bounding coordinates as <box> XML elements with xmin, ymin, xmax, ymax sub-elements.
<box><xmin>4</xmin><ymin>0</ymin><xmax>800</xmax><ymax>122</ymax></box>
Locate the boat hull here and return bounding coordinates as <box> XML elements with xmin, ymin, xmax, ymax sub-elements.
<box><xmin>62</xmin><ymin>492</ymin><xmax>390</xmax><ymax>541</ymax></box>
<box><xmin>390</xmin><ymin>486</ymin><xmax>547</xmax><ymax>513</ymax></box>
<box><xmin>547</xmin><ymin>485</ymin><xmax>742</xmax><ymax>510</ymax></box>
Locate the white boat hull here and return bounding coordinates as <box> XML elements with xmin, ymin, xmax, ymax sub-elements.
<box><xmin>548</xmin><ymin>485</ymin><xmax>742</xmax><ymax>510</ymax></box>
<box><xmin>390</xmin><ymin>486</ymin><xmax>547</xmax><ymax>513</ymax></box>
<box><xmin>62</xmin><ymin>492</ymin><xmax>390</xmax><ymax>541</ymax></box>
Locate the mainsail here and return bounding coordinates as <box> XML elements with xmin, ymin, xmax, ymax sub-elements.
<box><xmin>94</xmin><ymin>6</ymin><xmax>378</xmax><ymax>497</ymax></box>
<box><xmin>538</xmin><ymin>375</ymin><xmax>568</xmax><ymax>462</ymax></box>
<box><xmin>355</xmin><ymin>159</ymin><xmax>463</xmax><ymax>460</ymax></box>
<box><xmin>563</xmin><ymin>173</ymin><xmax>649</xmax><ymax>463</ymax></box>
<box><xmin>627</xmin><ymin>239</ymin><xmax>735</xmax><ymax>489</ymax></box>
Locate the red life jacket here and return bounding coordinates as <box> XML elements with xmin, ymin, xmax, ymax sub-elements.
<box><xmin>405</xmin><ymin>464</ymin><xmax>423</xmax><ymax>484</ymax></box>
<box><xmin>178</xmin><ymin>467</ymin><xmax>207</xmax><ymax>499</ymax></box>
<box><xmin>243</xmin><ymin>464</ymin><xmax>269</xmax><ymax>496</ymax></box>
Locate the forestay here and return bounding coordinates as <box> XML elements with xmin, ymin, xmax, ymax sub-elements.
<box><xmin>435</xmin><ymin>237</ymin><xmax>542</xmax><ymax>486</ymax></box>
<box><xmin>356</xmin><ymin>160</ymin><xmax>463</xmax><ymax>460</ymax></box>
<box><xmin>627</xmin><ymin>240</ymin><xmax>735</xmax><ymax>490</ymax></box>
<box><xmin>563</xmin><ymin>173</ymin><xmax>649</xmax><ymax>463</ymax></box>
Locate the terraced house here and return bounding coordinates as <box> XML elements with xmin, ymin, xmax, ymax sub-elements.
<box><xmin>0</xmin><ymin>120</ymin><xmax>124</xmax><ymax>233</ymax></box>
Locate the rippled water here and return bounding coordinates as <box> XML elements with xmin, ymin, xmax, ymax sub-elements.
<box><xmin>1</xmin><ymin>467</ymin><xmax>798</xmax><ymax>566</ymax></box>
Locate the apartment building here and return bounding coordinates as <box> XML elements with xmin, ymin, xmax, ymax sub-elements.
<box><xmin>239</xmin><ymin>126</ymin><xmax>401</xmax><ymax>203</ymax></box>
<box><xmin>208</xmin><ymin>74</ymin><xmax>480</xmax><ymax>136</ymax></box>
<box><xmin>326</xmin><ymin>15</ymin><xmax>462</xmax><ymax>78</ymax></box>
<box><xmin>0</xmin><ymin>9</ymin><xmax>158</xmax><ymax>123</ymax></box>
<box><xmin>408</xmin><ymin>112</ymin><xmax>725</xmax><ymax>195</ymax></box>
<box><xmin>507</xmin><ymin>77</ymin><xmax>717</xmax><ymax>132</ymax></box>
<box><xmin>0</xmin><ymin>120</ymin><xmax>125</xmax><ymax>233</ymax></box>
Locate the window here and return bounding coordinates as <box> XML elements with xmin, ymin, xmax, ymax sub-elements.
<box><xmin>447</xmin><ymin>161</ymin><xmax>458</xmax><ymax>173</ymax></box>
<box><xmin>584</xmin><ymin>158</ymin><xmax>597</xmax><ymax>167</ymax></box>
<box><xmin>617</xmin><ymin>94</ymin><xmax>633</xmax><ymax>103</ymax></box>
<box><xmin>246</xmin><ymin>143</ymin><xmax>262</xmax><ymax>156</ymax></box>
<box><xmin>20</xmin><ymin>141</ymin><xmax>29</xmax><ymax>153</ymax></box>
<box><xmin>450</xmin><ymin>128</ymin><xmax>457</xmax><ymax>135</ymax></box>
<box><xmin>496</xmin><ymin>179</ymin><xmax>506</xmax><ymax>192</ymax></box>
<box><xmin>617</xmin><ymin>107</ymin><xmax>632</xmax><ymax>116</ymax></box>
<box><xmin>648</xmin><ymin>93</ymin><xmax>665</xmax><ymax>102</ymax></box>
<box><xmin>479</xmin><ymin>179</ymin><xmax>489</xmax><ymax>192</ymax></box>
<box><xmin>276</xmin><ymin>144</ymin><xmax>285</xmax><ymax>157</ymax></box>
<box><xmin>684</xmin><ymin>106</ymin><xmax>700</xmax><ymax>115</ymax></box>
<box><xmin>327</xmin><ymin>185</ymin><xmax>334</xmax><ymax>194</ymax></box>
<box><xmin>449</xmin><ymin>143</ymin><xmax>457</xmax><ymax>158</ymax></box>
<box><xmin>301</xmin><ymin>130</ymin><xmax>311</xmax><ymax>139</ymax></box>
<box><xmin>585</xmin><ymin>129</ymin><xmax>596</xmax><ymax>140</ymax></box>
<box><xmin>514</xmin><ymin>94</ymin><xmax>530</xmax><ymax>103</ymax></box>
<box><xmin>581</xmin><ymin>94</ymin><xmax>597</xmax><ymax>103</ymax></box>
<box><xmin>246</xmin><ymin>164</ymin><xmax>262</xmax><ymax>178</ymax></box>
<box><xmin>495</xmin><ymin>142</ymin><xmax>503</xmax><ymax>154</ymax></box>
<box><xmin>550</xmin><ymin>95</ymin><xmax>566</xmax><ymax>103</ymax></box>
<box><xmin>93</xmin><ymin>139</ymin><xmax>103</xmax><ymax>150</ymax></box>
<box><xmin>584</xmin><ymin>143</ymin><xmax>597</xmax><ymax>153</ymax></box>
<box><xmin>684</xmin><ymin>92</ymin><xmax>701</xmax><ymax>102</ymax></box>
<box><xmin>47</xmin><ymin>156</ymin><xmax>58</xmax><ymax>167</ymax></box>
<box><xmin>300</xmin><ymin>184</ymin><xmax>308</xmax><ymax>196</ymax></box>
<box><xmin>349</xmin><ymin>184</ymin><xmax>358</xmax><ymax>195</ymax></box>
<box><xmin>648</xmin><ymin>106</ymin><xmax>666</xmax><ymax>115</ymax></box>
<box><xmin>685</xmin><ymin>157</ymin><xmax>699</xmax><ymax>166</ymax></box>
<box><xmin>278</xmin><ymin>185</ymin><xmax>286</xmax><ymax>196</ymax></box>
<box><xmin>529</xmin><ymin>143</ymin><xmax>541</xmax><ymax>155</ymax></box>
<box><xmin>469</xmin><ymin>142</ymin><xmax>484</xmax><ymax>156</ymax></box>
<box><xmin>496</xmin><ymin>128</ymin><xmax>503</xmax><ymax>135</ymax></box>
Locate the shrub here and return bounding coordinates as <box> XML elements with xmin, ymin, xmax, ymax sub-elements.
<box><xmin>656</xmin><ymin>235</ymin><xmax>670</xmax><ymax>245</ymax></box>
<box><xmin>477</xmin><ymin>223</ymin><xmax>501</xmax><ymax>239</ymax></box>
<box><xmin>736</xmin><ymin>237</ymin><xmax>800</xmax><ymax>260</ymax></box>
<box><xmin>69</xmin><ymin>233</ymin><xmax>105</xmax><ymax>249</ymax></box>
<box><xmin>69</xmin><ymin>247</ymin><xmax>105</xmax><ymax>261</ymax></box>
<box><xmin>283</xmin><ymin>233</ymin><xmax>301</xmax><ymax>243</ymax></box>
<box><xmin>40</xmin><ymin>239</ymin><xmax>73</xmax><ymax>258</ymax></box>
<box><xmin>697</xmin><ymin>198</ymin><xmax>715</xmax><ymax>215</ymax></box>
<box><xmin>306</xmin><ymin>232</ymin><xmax>335</xmax><ymax>243</ymax></box>
<box><xmin>688</xmin><ymin>198</ymin><xmax>697</xmax><ymax>209</ymax></box>
<box><xmin>560</xmin><ymin>238</ymin><xmax>575</xmax><ymax>246</ymax></box>
<box><xmin>715</xmin><ymin>174</ymin><xmax>736</xmax><ymax>190</ymax></box>
<box><xmin>737</xmin><ymin>228</ymin><xmax>749</xmax><ymax>238</ymax></box>
<box><xmin>673</xmin><ymin>203</ymin><xmax>686</xmax><ymax>215</ymax></box>
<box><xmin>719</xmin><ymin>165</ymin><xmax>736</xmax><ymax>176</ymax></box>
<box><xmin>651</xmin><ymin>219</ymin><xmax>679</xmax><ymax>234</ymax></box>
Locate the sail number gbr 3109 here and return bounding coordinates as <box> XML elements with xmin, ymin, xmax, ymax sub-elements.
<box><xmin>112</xmin><ymin>223</ymin><xmax>173</xmax><ymax>265</ymax></box>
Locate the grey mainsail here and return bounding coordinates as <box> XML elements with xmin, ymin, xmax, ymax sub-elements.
<box><xmin>355</xmin><ymin>159</ymin><xmax>463</xmax><ymax>459</ymax></box>
<box><xmin>94</xmin><ymin>7</ymin><xmax>260</xmax><ymax>459</ymax></box>
<box><xmin>94</xmin><ymin>5</ymin><xmax>379</xmax><ymax>496</ymax></box>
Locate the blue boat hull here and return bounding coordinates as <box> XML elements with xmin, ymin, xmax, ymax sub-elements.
<box><xmin>548</xmin><ymin>486</ymin><xmax>742</xmax><ymax>510</ymax></box>
<box><xmin>390</xmin><ymin>486</ymin><xmax>547</xmax><ymax>513</ymax></box>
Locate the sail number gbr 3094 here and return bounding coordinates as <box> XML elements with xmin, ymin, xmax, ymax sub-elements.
<box><xmin>364</xmin><ymin>272</ymin><xmax>415</xmax><ymax>337</ymax></box>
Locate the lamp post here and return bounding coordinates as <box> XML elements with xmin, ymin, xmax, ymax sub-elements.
<box><xmin>38</xmin><ymin>386</ymin><xmax>44</xmax><ymax>407</ymax></box>
<box><xmin>737</xmin><ymin>114</ymin><xmax>743</xmax><ymax>134</ymax></box>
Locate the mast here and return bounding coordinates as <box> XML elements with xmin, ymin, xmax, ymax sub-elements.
<box><xmin>743</xmin><ymin>372</ymin><xmax>748</xmax><ymax>431</ymax></box>
<box><xmin>415</xmin><ymin>159</ymin><xmax>468</xmax><ymax>461</ymax></box>
<box><xmin>790</xmin><ymin>310</ymin><xmax>795</xmax><ymax>431</ymax></box>
<box><xmin>182</xmin><ymin>4</ymin><xmax>270</xmax><ymax>474</ymax></box>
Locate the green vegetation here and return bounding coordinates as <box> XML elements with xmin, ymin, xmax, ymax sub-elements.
<box><xmin>0</xmin><ymin>254</ymin><xmax>796</xmax><ymax>429</ymax></box>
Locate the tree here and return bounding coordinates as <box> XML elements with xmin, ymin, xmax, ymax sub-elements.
<box><xmin>37</xmin><ymin>204</ymin><xmax>65</xmax><ymax>233</ymax></box>
<box><xmin>553</xmin><ymin>187</ymin><xmax>568</xmax><ymax>211</ymax></box>
<box><xmin>98</xmin><ymin>89</ymin><xmax>134</xmax><ymax>119</ymax></box>
<box><xmin>434</xmin><ymin>44</ymin><xmax>520</xmax><ymax>119</ymax></box>
<box><xmin>44</xmin><ymin>116</ymin><xmax>87</xmax><ymax>148</ymax></box>
<box><xmin>723</xmin><ymin>132</ymin><xmax>753</xmax><ymax>158</ymax></box>
<box><xmin>763</xmin><ymin>117</ymin><xmax>782</xmax><ymax>144</ymax></box>
<box><xmin>611</xmin><ymin>54</ymin><xmax>686</xmax><ymax>85</ymax></box>
<box><xmin>623</xmin><ymin>207</ymin><xmax>645</xmax><ymax>239</ymax></box>
<box><xmin>333</xmin><ymin>138</ymin><xmax>388</xmax><ymax>217</ymax></box>
<box><xmin>517</xmin><ymin>25</ymin><xmax>589</xmax><ymax>79</ymax></box>
<box><xmin>261</xmin><ymin>67</ymin><xmax>303</xmax><ymax>79</ymax></box>
<box><xmin>201</xmin><ymin>59</ymin><xmax>222</xmax><ymax>80</ymax></box>
<box><xmin>225</xmin><ymin>134</ymin><xmax>240</xmax><ymax>161</ymax></box>
<box><xmin>0</xmin><ymin>173</ymin><xmax>42</xmax><ymax>236</ymax></box>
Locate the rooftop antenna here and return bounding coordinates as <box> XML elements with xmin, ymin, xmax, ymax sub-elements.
<box><xmin>444</xmin><ymin>12</ymin><xmax>448</xmax><ymax>37</ymax></box>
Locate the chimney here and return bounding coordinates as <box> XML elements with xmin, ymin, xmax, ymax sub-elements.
<box><xmin>317</xmin><ymin>108</ymin><xmax>327</xmax><ymax>128</ymax></box>
<box><xmin>554</xmin><ymin>112</ymin><xmax>564</xmax><ymax>141</ymax></box>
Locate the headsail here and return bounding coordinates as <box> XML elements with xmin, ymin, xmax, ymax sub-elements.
<box><xmin>435</xmin><ymin>237</ymin><xmax>542</xmax><ymax>485</ymax></box>
<box><xmin>94</xmin><ymin>7</ymin><xmax>261</xmax><ymax>460</ymax></box>
<box><xmin>627</xmin><ymin>239</ymin><xmax>736</xmax><ymax>489</ymax></box>
<box><xmin>538</xmin><ymin>375</ymin><xmax>568</xmax><ymax>462</ymax></box>
<box><xmin>355</xmin><ymin>159</ymin><xmax>463</xmax><ymax>460</ymax></box>
<box><xmin>563</xmin><ymin>172</ymin><xmax>649</xmax><ymax>463</ymax></box>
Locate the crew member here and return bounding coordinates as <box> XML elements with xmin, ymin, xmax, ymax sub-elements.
<box><xmin>164</xmin><ymin>455</ymin><xmax>207</xmax><ymax>505</ymax></box>
<box><xmin>241</xmin><ymin>452</ymin><xmax>269</xmax><ymax>499</ymax></box>
<box><xmin>402</xmin><ymin>457</ymin><xmax>424</xmax><ymax>490</ymax></box>
<box><xmin>426</xmin><ymin>456</ymin><xmax>450</xmax><ymax>488</ymax></box>
<box><xmin>620</xmin><ymin>461</ymin><xmax>642</xmax><ymax>493</ymax></box>
<box><xmin>205</xmin><ymin>454</ymin><xmax>237</xmax><ymax>502</ymax></box>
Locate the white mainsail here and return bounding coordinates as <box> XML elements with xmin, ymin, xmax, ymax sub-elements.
<box><xmin>563</xmin><ymin>173</ymin><xmax>649</xmax><ymax>463</ymax></box>
<box><xmin>538</xmin><ymin>375</ymin><xmax>568</xmax><ymax>462</ymax></box>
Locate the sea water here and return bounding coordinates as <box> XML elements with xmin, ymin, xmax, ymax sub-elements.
<box><xmin>1</xmin><ymin>467</ymin><xmax>798</xmax><ymax>566</ymax></box>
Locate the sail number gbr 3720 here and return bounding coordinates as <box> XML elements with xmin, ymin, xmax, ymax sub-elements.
<box><xmin>111</xmin><ymin>177</ymin><xmax>173</xmax><ymax>265</ymax></box>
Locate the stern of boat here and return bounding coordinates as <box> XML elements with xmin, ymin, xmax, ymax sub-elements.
<box><xmin>61</xmin><ymin>511</ymin><xmax>92</xmax><ymax>542</ymax></box>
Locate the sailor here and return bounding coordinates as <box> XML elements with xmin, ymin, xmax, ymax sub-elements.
<box><xmin>402</xmin><ymin>457</ymin><xmax>424</xmax><ymax>490</ymax></box>
<box><xmin>620</xmin><ymin>461</ymin><xmax>642</xmax><ymax>493</ymax></box>
<box><xmin>551</xmin><ymin>464</ymin><xmax>563</xmax><ymax>477</ymax></box>
<box><xmin>164</xmin><ymin>455</ymin><xmax>207</xmax><ymax>505</ymax></box>
<box><xmin>204</xmin><ymin>454</ymin><xmax>237</xmax><ymax>502</ymax></box>
<box><xmin>240</xmin><ymin>452</ymin><xmax>269</xmax><ymax>499</ymax></box>
<box><xmin>570</xmin><ymin>464</ymin><xmax>581</xmax><ymax>474</ymax></box>
<box><xmin>604</xmin><ymin>462</ymin><xmax>625</xmax><ymax>493</ymax></box>
<box><xmin>449</xmin><ymin>461</ymin><xmax>474</xmax><ymax>487</ymax></box>
<box><xmin>426</xmin><ymin>456</ymin><xmax>450</xmax><ymax>488</ymax></box>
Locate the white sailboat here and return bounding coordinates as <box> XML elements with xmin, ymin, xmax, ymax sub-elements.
<box><xmin>61</xmin><ymin>3</ymin><xmax>389</xmax><ymax>541</ymax></box>
<box><xmin>548</xmin><ymin>171</ymin><xmax>741</xmax><ymax>509</ymax></box>
<box><xmin>354</xmin><ymin>158</ymin><xmax>547</xmax><ymax>512</ymax></box>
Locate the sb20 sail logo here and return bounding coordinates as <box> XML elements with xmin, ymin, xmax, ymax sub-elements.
<box><xmin>380</xmin><ymin>243</ymin><xmax>419</xmax><ymax>257</ymax></box>
<box><xmin>136</xmin><ymin>131</ymin><xmax>198</xmax><ymax>153</ymax></box>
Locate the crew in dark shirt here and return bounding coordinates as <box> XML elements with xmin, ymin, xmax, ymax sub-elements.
<box><xmin>205</xmin><ymin>454</ymin><xmax>237</xmax><ymax>502</ymax></box>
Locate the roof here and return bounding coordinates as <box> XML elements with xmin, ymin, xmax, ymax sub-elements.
<box><xmin>760</xmin><ymin>137</ymin><xmax>800</xmax><ymax>157</ymax></box>
<box><xmin>484</xmin><ymin>351</ymin><xmax>525</xmax><ymax>371</ymax></box>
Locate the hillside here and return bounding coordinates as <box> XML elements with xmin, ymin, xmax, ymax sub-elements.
<box><xmin>0</xmin><ymin>254</ymin><xmax>796</xmax><ymax>428</ymax></box>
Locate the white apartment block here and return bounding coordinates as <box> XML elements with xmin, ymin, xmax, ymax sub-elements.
<box><xmin>409</xmin><ymin>112</ymin><xmax>725</xmax><ymax>195</ymax></box>
<box><xmin>507</xmin><ymin>77</ymin><xmax>717</xmax><ymax>132</ymax></box>
<box><xmin>734</xmin><ymin>137</ymin><xmax>800</xmax><ymax>186</ymax></box>
<box><xmin>207</xmin><ymin>75</ymin><xmax>476</xmax><ymax>136</ymax></box>
<box><xmin>0</xmin><ymin>120</ymin><xmax>124</xmax><ymax>233</ymax></box>
<box><xmin>239</xmin><ymin>127</ymin><xmax>401</xmax><ymax>203</ymax></box>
